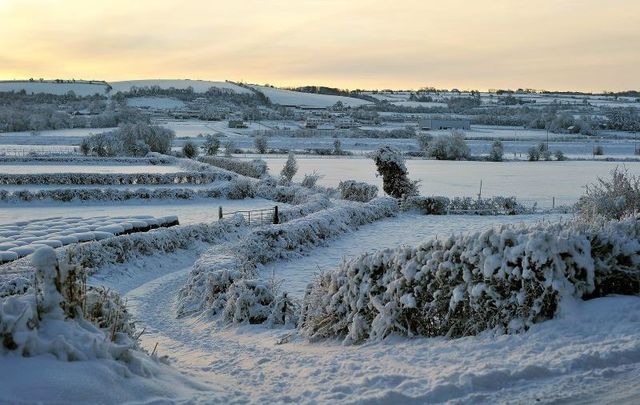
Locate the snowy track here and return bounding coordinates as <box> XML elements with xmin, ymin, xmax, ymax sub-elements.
<box><xmin>122</xmin><ymin>259</ymin><xmax>640</xmax><ymax>403</ymax></box>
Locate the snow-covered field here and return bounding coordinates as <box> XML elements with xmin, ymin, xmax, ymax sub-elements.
<box><xmin>251</xmin><ymin>85</ymin><xmax>372</xmax><ymax>108</ymax></box>
<box><xmin>261</xmin><ymin>157</ymin><xmax>640</xmax><ymax>207</ymax></box>
<box><xmin>0</xmin><ymin>81</ymin><xmax>110</xmax><ymax>96</ymax></box>
<box><xmin>0</xmin><ymin>198</ymin><xmax>279</xmax><ymax>226</ymax></box>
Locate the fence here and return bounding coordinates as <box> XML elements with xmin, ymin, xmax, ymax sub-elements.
<box><xmin>219</xmin><ymin>205</ymin><xmax>279</xmax><ymax>226</ymax></box>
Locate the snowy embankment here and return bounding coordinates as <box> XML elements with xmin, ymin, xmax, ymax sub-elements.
<box><xmin>301</xmin><ymin>216</ymin><xmax>640</xmax><ymax>342</ymax></box>
<box><xmin>177</xmin><ymin>198</ymin><xmax>398</xmax><ymax>319</ymax></box>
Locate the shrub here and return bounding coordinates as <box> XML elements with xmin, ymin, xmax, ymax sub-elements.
<box><xmin>254</xmin><ymin>136</ymin><xmax>268</xmax><ymax>154</ymax></box>
<box><xmin>555</xmin><ymin>150</ymin><xmax>566</xmax><ymax>161</ymax></box>
<box><xmin>593</xmin><ymin>144</ymin><xmax>604</xmax><ymax>156</ymax></box>
<box><xmin>338</xmin><ymin>180</ymin><xmax>378</xmax><ymax>202</ymax></box>
<box><xmin>576</xmin><ymin>167</ymin><xmax>640</xmax><ymax>220</ymax></box>
<box><xmin>416</xmin><ymin>133</ymin><xmax>432</xmax><ymax>151</ymax></box>
<box><xmin>402</xmin><ymin>196</ymin><xmax>449</xmax><ymax>214</ymax></box>
<box><xmin>527</xmin><ymin>146</ymin><xmax>540</xmax><ymax>161</ymax></box>
<box><xmin>371</xmin><ymin>145</ymin><xmax>418</xmax><ymax>198</ymax></box>
<box><xmin>427</xmin><ymin>130</ymin><xmax>470</xmax><ymax>160</ymax></box>
<box><xmin>182</xmin><ymin>141</ymin><xmax>199</xmax><ymax>159</ymax></box>
<box><xmin>488</xmin><ymin>140</ymin><xmax>504</xmax><ymax>161</ymax></box>
<box><xmin>202</xmin><ymin>135</ymin><xmax>220</xmax><ymax>155</ymax></box>
<box><xmin>224</xmin><ymin>140</ymin><xmax>236</xmax><ymax>157</ymax></box>
<box><xmin>280</xmin><ymin>152</ymin><xmax>298</xmax><ymax>184</ymax></box>
<box><xmin>81</xmin><ymin>123</ymin><xmax>174</xmax><ymax>157</ymax></box>
<box><xmin>301</xmin><ymin>171</ymin><xmax>323</xmax><ymax>188</ymax></box>
<box><xmin>333</xmin><ymin>139</ymin><xmax>343</xmax><ymax>155</ymax></box>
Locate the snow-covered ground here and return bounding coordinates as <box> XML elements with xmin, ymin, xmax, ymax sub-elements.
<box><xmin>251</xmin><ymin>85</ymin><xmax>372</xmax><ymax>108</ymax></box>
<box><xmin>84</xmin><ymin>215</ymin><xmax>639</xmax><ymax>404</ymax></box>
<box><xmin>260</xmin><ymin>157</ymin><xmax>640</xmax><ymax>207</ymax></box>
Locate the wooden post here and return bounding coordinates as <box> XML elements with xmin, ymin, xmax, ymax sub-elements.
<box><xmin>552</xmin><ymin>197</ymin><xmax>555</xmax><ymax>209</ymax></box>
<box><xmin>218</xmin><ymin>206</ymin><xmax>223</xmax><ymax>220</ymax></box>
<box><xmin>273</xmin><ymin>205</ymin><xmax>280</xmax><ymax>224</ymax></box>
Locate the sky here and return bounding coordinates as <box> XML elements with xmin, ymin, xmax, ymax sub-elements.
<box><xmin>0</xmin><ymin>0</ymin><xmax>638</xmax><ymax>92</ymax></box>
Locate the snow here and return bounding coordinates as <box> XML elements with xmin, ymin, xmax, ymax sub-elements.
<box><xmin>0</xmin><ymin>198</ymin><xmax>280</xmax><ymax>225</ymax></box>
<box><xmin>116</xmin><ymin>254</ymin><xmax>640</xmax><ymax>403</ymax></box>
<box><xmin>251</xmin><ymin>85</ymin><xmax>372</xmax><ymax>108</ymax></box>
<box><xmin>261</xmin><ymin>157</ymin><xmax>640</xmax><ymax>207</ymax></box>
<box><xmin>110</xmin><ymin>79</ymin><xmax>251</xmax><ymax>94</ymax></box>
<box><xmin>0</xmin><ymin>81</ymin><xmax>110</xmax><ymax>96</ymax></box>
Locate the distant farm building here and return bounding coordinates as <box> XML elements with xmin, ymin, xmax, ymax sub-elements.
<box><xmin>419</xmin><ymin>119</ymin><xmax>471</xmax><ymax>130</ymax></box>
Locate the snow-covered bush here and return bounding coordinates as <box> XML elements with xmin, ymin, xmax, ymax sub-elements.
<box><xmin>199</xmin><ymin>156</ymin><xmax>268</xmax><ymax>178</ymax></box>
<box><xmin>577</xmin><ymin>167</ymin><xmax>640</xmax><ymax>221</ymax></box>
<box><xmin>222</xmin><ymin>279</ymin><xmax>276</xmax><ymax>324</ymax></box>
<box><xmin>402</xmin><ymin>196</ymin><xmax>449</xmax><ymax>214</ymax></box>
<box><xmin>338</xmin><ymin>180</ymin><xmax>378</xmax><ymax>202</ymax></box>
<box><xmin>81</xmin><ymin>123</ymin><xmax>174</xmax><ymax>156</ymax></box>
<box><xmin>182</xmin><ymin>141</ymin><xmax>199</xmax><ymax>159</ymax></box>
<box><xmin>1</xmin><ymin>247</ymin><xmax>138</xmax><ymax>361</ymax></box>
<box><xmin>301</xmin><ymin>171</ymin><xmax>323</xmax><ymax>189</ymax></box>
<box><xmin>254</xmin><ymin>135</ymin><xmax>268</xmax><ymax>154</ymax></box>
<box><xmin>448</xmin><ymin>196</ymin><xmax>533</xmax><ymax>215</ymax></box>
<box><xmin>300</xmin><ymin>217</ymin><xmax>640</xmax><ymax>343</ymax></box>
<box><xmin>371</xmin><ymin>145</ymin><xmax>418</xmax><ymax>199</ymax></box>
<box><xmin>427</xmin><ymin>130</ymin><xmax>471</xmax><ymax>160</ymax></box>
<box><xmin>488</xmin><ymin>140</ymin><xmax>504</xmax><ymax>162</ymax></box>
<box><xmin>280</xmin><ymin>152</ymin><xmax>298</xmax><ymax>184</ymax></box>
<box><xmin>202</xmin><ymin>135</ymin><xmax>221</xmax><ymax>156</ymax></box>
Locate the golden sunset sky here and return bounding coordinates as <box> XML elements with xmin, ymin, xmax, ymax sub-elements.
<box><xmin>1</xmin><ymin>0</ymin><xmax>638</xmax><ymax>91</ymax></box>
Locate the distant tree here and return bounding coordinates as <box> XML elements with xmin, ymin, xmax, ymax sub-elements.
<box><xmin>488</xmin><ymin>140</ymin><xmax>504</xmax><ymax>162</ymax></box>
<box><xmin>333</xmin><ymin>139</ymin><xmax>343</xmax><ymax>155</ymax></box>
<box><xmin>280</xmin><ymin>152</ymin><xmax>298</xmax><ymax>183</ymax></box>
<box><xmin>554</xmin><ymin>150</ymin><xmax>566</xmax><ymax>161</ymax></box>
<box><xmin>527</xmin><ymin>146</ymin><xmax>540</xmax><ymax>161</ymax></box>
<box><xmin>593</xmin><ymin>144</ymin><xmax>604</xmax><ymax>156</ymax></box>
<box><xmin>372</xmin><ymin>145</ymin><xmax>418</xmax><ymax>199</ymax></box>
<box><xmin>427</xmin><ymin>130</ymin><xmax>470</xmax><ymax>160</ymax></box>
<box><xmin>254</xmin><ymin>135</ymin><xmax>268</xmax><ymax>154</ymax></box>
<box><xmin>224</xmin><ymin>140</ymin><xmax>236</xmax><ymax>157</ymax></box>
<box><xmin>416</xmin><ymin>133</ymin><xmax>432</xmax><ymax>152</ymax></box>
<box><xmin>79</xmin><ymin>139</ymin><xmax>90</xmax><ymax>156</ymax></box>
<box><xmin>182</xmin><ymin>141</ymin><xmax>199</xmax><ymax>159</ymax></box>
<box><xmin>202</xmin><ymin>135</ymin><xmax>220</xmax><ymax>155</ymax></box>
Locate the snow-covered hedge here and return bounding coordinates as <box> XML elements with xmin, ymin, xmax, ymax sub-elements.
<box><xmin>300</xmin><ymin>217</ymin><xmax>640</xmax><ymax>343</ymax></box>
<box><xmin>0</xmin><ymin>155</ymin><xmax>174</xmax><ymax>165</ymax></box>
<box><xmin>338</xmin><ymin>180</ymin><xmax>378</xmax><ymax>202</ymax></box>
<box><xmin>199</xmin><ymin>156</ymin><xmax>268</xmax><ymax>178</ymax></box>
<box><xmin>0</xmin><ymin>181</ymin><xmax>258</xmax><ymax>203</ymax></box>
<box><xmin>64</xmin><ymin>216</ymin><xmax>246</xmax><ymax>273</ymax></box>
<box><xmin>576</xmin><ymin>167</ymin><xmax>640</xmax><ymax>221</ymax></box>
<box><xmin>402</xmin><ymin>196</ymin><xmax>533</xmax><ymax>215</ymax></box>
<box><xmin>177</xmin><ymin>198</ymin><xmax>399</xmax><ymax>319</ymax></box>
<box><xmin>277</xmin><ymin>195</ymin><xmax>333</xmax><ymax>223</ymax></box>
<box><xmin>0</xmin><ymin>171</ymin><xmax>231</xmax><ymax>185</ymax></box>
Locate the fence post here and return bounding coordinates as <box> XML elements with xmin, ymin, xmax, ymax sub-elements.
<box><xmin>273</xmin><ymin>205</ymin><xmax>279</xmax><ymax>224</ymax></box>
<box><xmin>218</xmin><ymin>206</ymin><xmax>223</xmax><ymax>220</ymax></box>
<box><xmin>552</xmin><ymin>197</ymin><xmax>555</xmax><ymax>209</ymax></box>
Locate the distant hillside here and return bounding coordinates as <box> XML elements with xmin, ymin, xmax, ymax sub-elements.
<box><xmin>250</xmin><ymin>85</ymin><xmax>372</xmax><ymax>108</ymax></box>
<box><xmin>110</xmin><ymin>79</ymin><xmax>251</xmax><ymax>94</ymax></box>
<box><xmin>0</xmin><ymin>80</ymin><xmax>110</xmax><ymax>96</ymax></box>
